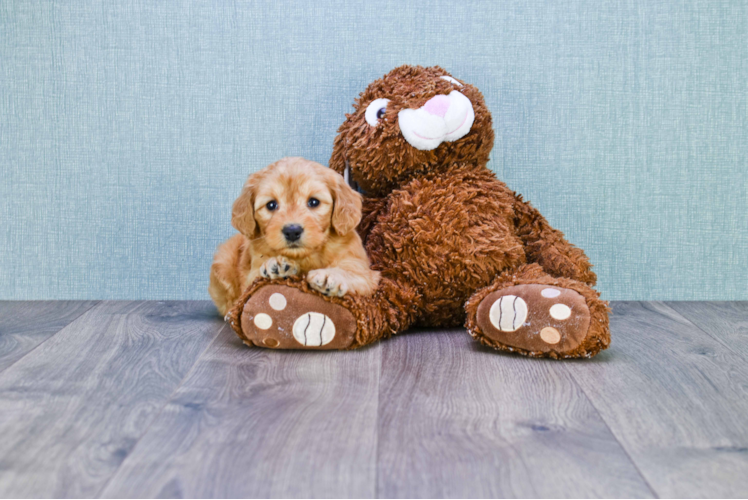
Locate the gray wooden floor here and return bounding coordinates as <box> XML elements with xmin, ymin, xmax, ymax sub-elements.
<box><xmin>0</xmin><ymin>301</ymin><xmax>746</xmax><ymax>498</ymax></box>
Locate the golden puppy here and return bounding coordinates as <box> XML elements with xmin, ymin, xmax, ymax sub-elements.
<box><xmin>209</xmin><ymin>157</ymin><xmax>380</xmax><ymax>316</ymax></box>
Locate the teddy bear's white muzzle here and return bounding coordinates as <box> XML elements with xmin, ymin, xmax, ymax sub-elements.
<box><xmin>398</xmin><ymin>90</ymin><xmax>475</xmax><ymax>151</ymax></box>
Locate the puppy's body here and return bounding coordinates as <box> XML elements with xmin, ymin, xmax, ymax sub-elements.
<box><xmin>209</xmin><ymin>157</ymin><xmax>379</xmax><ymax>316</ymax></box>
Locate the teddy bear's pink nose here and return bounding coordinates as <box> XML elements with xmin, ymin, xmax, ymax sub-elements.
<box><xmin>423</xmin><ymin>94</ymin><xmax>450</xmax><ymax>118</ymax></box>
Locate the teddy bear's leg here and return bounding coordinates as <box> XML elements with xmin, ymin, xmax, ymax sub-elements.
<box><xmin>465</xmin><ymin>263</ymin><xmax>610</xmax><ymax>359</ymax></box>
<box><xmin>225</xmin><ymin>276</ymin><xmax>420</xmax><ymax>350</ymax></box>
<box><xmin>513</xmin><ymin>194</ymin><xmax>598</xmax><ymax>286</ymax></box>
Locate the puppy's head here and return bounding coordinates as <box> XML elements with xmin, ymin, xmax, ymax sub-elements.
<box><xmin>231</xmin><ymin>157</ymin><xmax>362</xmax><ymax>258</ymax></box>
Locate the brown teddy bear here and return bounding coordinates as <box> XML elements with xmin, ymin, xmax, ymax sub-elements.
<box><xmin>226</xmin><ymin>65</ymin><xmax>610</xmax><ymax>359</ymax></box>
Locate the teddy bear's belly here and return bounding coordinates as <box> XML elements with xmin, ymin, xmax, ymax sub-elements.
<box><xmin>409</xmin><ymin>222</ymin><xmax>525</xmax><ymax>326</ymax></box>
<box><xmin>366</xmin><ymin>179</ymin><xmax>527</xmax><ymax>327</ymax></box>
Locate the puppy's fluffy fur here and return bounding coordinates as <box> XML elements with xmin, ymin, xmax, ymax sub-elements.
<box><xmin>209</xmin><ymin>157</ymin><xmax>380</xmax><ymax>316</ymax></box>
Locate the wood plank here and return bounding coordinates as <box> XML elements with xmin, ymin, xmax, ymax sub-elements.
<box><xmin>100</xmin><ymin>327</ymin><xmax>381</xmax><ymax>498</ymax></box>
<box><xmin>375</xmin><ymin>328</ymin><xmax>654</xmax><ymax>498</ymax></box>
<box><xmin>0</xmin><ymin>301</ymin><xmax>223</xmax><ymax>498</ymax></box>
<box><xmin>665</xmin><ymin>302</ymin><xmax>748</xmax><ymax>359</ymax></box>
<box><xmin>564</xmin><ymin>301</ymin><xmax>748</xmax><ymax>498</ymax></box>
<box><xmin>0</xmin><ymin>301</ymin><xmax>98</xmax><ymax>373</ymax></box>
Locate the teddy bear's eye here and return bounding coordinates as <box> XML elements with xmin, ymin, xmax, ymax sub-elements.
<box><xmin>440</xmin><ymin>75</ymin><xmax>463</xmax><ymax>87</ymax></box>
<box><xmin>365</xmin><ymin>98</ymin><xmax>391</xmax><ymax>126</ymax></box>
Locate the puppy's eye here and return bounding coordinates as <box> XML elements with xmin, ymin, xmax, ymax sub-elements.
<box><xmin>266</xmin><ymin>200</ymin><xmax>278</xmax><ymax>211</ymax></box>
<box><xmin>365</xmin><ymin>98</ymin><xmax>391</xmax><ymax>126</ymax></box>
<box><xmin>307</xmin><ymin>198</ymin><xmax>320</xmax><ymax>208</ymax></box>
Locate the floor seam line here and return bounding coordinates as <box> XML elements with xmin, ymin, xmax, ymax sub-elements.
<box><xmin>94</xmin><ymin>320</ymin><xmax>228</xmax><ymax>498</ymax></box>
<box><xmin>561</xmin><ymin>354</ymin><xmax>660</xmax><ymax>499</ymax></box>
<box><xmin>0</xmin><ymin>300</ymin><xmax>102</xmax><ymax>377</ymax></box>
<box><xmin>374</xmin><ymin>341</ymin><xmax>383</xmax><ymax>499</ymax></box>
<box><xmin>660</xmin><ymin>301</ymin><xmax>748</xmax><ymax>362</ymax></box>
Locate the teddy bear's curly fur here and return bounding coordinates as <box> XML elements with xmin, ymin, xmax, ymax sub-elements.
<box><xmin>227</xmin><ymin>65</ymin><xmax>610</xmax><ymax>359</ymax></box>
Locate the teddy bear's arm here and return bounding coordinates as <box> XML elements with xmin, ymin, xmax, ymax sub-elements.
<box><xmin>513</xmin><ymin>194</ymin><xmax>597</xmax><ymax>286</ymax></box>
<box><xmin>357</xmin><ymin>197</ymin><xmax>389</xmax><ymax>245</ymax></box>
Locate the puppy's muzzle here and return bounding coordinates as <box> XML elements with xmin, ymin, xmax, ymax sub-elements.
<box><xmin>282</xmin><ymin>224</ymin><xmax>304</xmax><ymax>243</ymax></box>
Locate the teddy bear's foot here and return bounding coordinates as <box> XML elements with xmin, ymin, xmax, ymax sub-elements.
<box><xmin>236</xmin><ymin>284</ymin><xmax>357</xmax><ymax>350</ymax></box>
<box><xmin>475</xmin><ymin>284</ymin><xmax>597</xmax><ymax>358</ymax></box>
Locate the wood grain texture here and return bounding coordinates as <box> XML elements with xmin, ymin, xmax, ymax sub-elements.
<box><xmin>564</xmin><ymin>302</ymin><xmax>748</xmax><ymax>498</ymax></box>
<box><xmin>0</xmin><ymin>301</ymin><xmax>223</xmax><ymax>498</ymax></box>
<box><xmin>375</xmin><ymin>328</ymin><xmax>654</xmax><ymax>498</ymax></box>
<box><xmin>665</xmin><ymin>302</ymin><xmax>748</xmax><ymax>359</ymax></box>
<box><xmin>1</xmin><ymin>301</ymin><xmax>747</xmax><ymax>498</ymax></box>
<box><xmin>0</xmin><ymin>301</ymin><xmax>98</xmax><ymax>373</ymax></box>
<box><xmin>100</xmin><ymin>328</ymin><xmax>381</xmax><ymax>499</ymax></box>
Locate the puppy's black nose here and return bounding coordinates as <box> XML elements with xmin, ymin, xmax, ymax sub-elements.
<box><xmin>282</xmin><ymin>224</ymin><xmax>304</xmax><ymax>242</ymax></box>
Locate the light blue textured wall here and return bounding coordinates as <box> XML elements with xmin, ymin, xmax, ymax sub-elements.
<box><xmin>1</xmin><ymin>0</ymin><xmax>746</xmax><ymax>300</ymax></box>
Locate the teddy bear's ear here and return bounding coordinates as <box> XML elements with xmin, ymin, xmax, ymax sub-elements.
<box><xmin>231</xmin><ymin>174</ymin><xmax>261</xmax><ymax>238</ymax></box>
<box><xmin>329</xmin><ymin>133</ymin><xmax>347</xmax><ymax>175</ymax></box>
<box><xmin>330</xmin><ymin>132</ymin><xmax>362</xmax><ymax>192</ymax></box>
<box><xmin>327</xmin><ymin>169</ymin><xmax>362</xmax><ymax>236</ymax></box>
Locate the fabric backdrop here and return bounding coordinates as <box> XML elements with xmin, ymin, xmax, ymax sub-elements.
<box><xmin>1</xmin><ymin>0</ymin><xmax>746</xmax><ymax>300</ymax></box>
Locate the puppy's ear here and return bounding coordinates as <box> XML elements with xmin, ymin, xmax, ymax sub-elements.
<box><xmin>329</xmin><ymin>170</ymin><xmax>362</xmax><ymax>236</ymax></box>
<box><xmin>231</xmin><ymin>174</ymin><xmax>261</xmax><ymax>238</ymax></box>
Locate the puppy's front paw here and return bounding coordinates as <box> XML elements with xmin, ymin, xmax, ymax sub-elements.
<box><xmin>260</xmin><ymin>256</ymin><xmax>299</xmax><ymax>280</ymax></box>
<box><xmin>307</xmin><ymin>269</ymin><xmax>349</xmax><ymax>297</ymax></box>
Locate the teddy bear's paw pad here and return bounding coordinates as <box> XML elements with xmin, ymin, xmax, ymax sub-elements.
<box><xmin>239</xmin><ymin>285</ymin><xmax>357</xmax><ymax>350</ymax></box>
<box><xmin>476</xmin><ymin>284</ymin><xmax>591</xmax><ymax>354</ymax></box>
<box><xmin>292</xmin><ymin>312</ymin><xmax>336</xmax><ymax>346</ymax></box>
